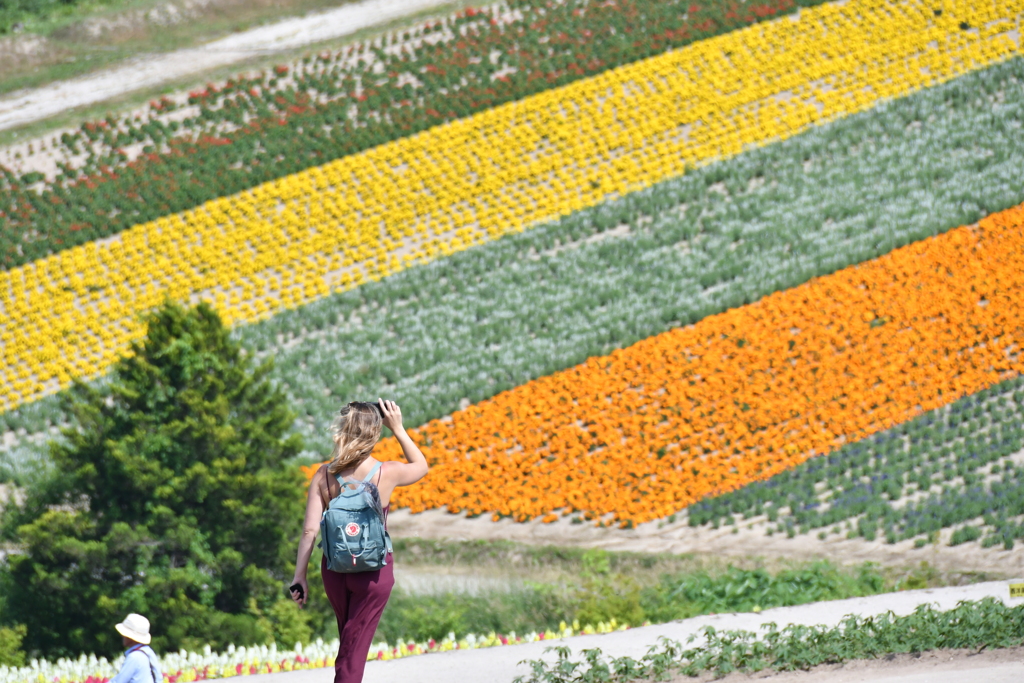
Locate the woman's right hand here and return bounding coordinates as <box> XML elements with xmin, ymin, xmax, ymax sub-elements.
<box><xmin>379</xmin><ymin>398</ymin><xmax>404</xmax><ymax>433</ymax></box>
<box><xmin>289</xmin><ymin>577</ymin><xmax>309</xmax><ymax>607</ymax></box>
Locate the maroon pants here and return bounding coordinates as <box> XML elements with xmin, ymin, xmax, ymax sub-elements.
<box><xmin>320</xmin><ymin>554</ymin><xmax>394</xmax><ymax>683</ymax></box>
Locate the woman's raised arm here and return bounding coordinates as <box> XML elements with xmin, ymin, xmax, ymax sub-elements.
<box><xmin>379</xmin><ymin>398</ymin><xmax>429</xmax><ymax>486</ymax></box>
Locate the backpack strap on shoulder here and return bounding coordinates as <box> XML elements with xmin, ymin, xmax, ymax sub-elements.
<box><xmin>333</xmin><ymin>461</ymin><xmax>382</xmax><ymax>490</ymax></box>
<box><xmin>319</xmin><ymin>463</ymin><xmax>339</xmax><ymax>503</ymax></box>
<box><xmin>362</xmin><ymin>461</ymin><xmax>382</xmax><ymax>483</ymax></box>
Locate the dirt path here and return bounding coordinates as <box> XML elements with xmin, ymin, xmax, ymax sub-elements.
<box><xmin>240</xmin><ymin>580</ymin><xmax>1023</xmax><ymax>683</ymax></box>
<box><xmin>0</xmin><ymin>0</ymin><xmax>451</xmax><ymax>132</ymax></box>
<box><xmin>387</xmin><ymin>507</ymin><xmax>1024</xmax><ymax>577</ymax></box>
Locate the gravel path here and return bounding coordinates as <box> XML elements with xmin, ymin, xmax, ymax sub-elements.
<box><xmin>243</xmin><ymin>580</ymin><xmax>1023</xmax><ymax>683</ymax></box>
<box><xmin>0</xmin><ymin>0</ymin><xmax>450</xmax><ymax>132</ymax></box>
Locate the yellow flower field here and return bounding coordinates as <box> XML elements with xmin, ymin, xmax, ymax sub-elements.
<box><xmin>0</xmin><ymin>0</ymin><xmax>1021</xmax><ymax>410</ymax></box>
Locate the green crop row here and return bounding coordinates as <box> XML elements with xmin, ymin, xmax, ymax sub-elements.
<box><xmin>687</xmin><ymin>375</ymin><xmax>1024</xmax><ymax>548</ymax></box>
<box><xmin>515</xmin><ymin>598</ymin><xmax>1024</xmax><ymax>682</ymax></box>
<box><xmin>0</xmin><ymin>0</ymin><xmax>825</xmax><ymax>269</ymax></box>
<box><xmin>3</xmin><ymin>56</ymin><xmax>1024</xmax><ymax>480</ymax></box>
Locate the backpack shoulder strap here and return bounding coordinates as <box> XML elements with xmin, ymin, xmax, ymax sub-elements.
<box><xmin>318</xmin><ymin>464</ymin><xmax>339</xmax><ymax>504</ymax></box>
<box><xmin>143</xmin><ymin>646</ymin><xmax>159</xmax><ymax>683</ymax></box>
<box><xmin>126</xmin><ymin>645</ymin><xmax>159</xmax><ymax>683</ymax></box>
<box><xmin>362</xmin><ymin>461</ymin><xmax>382</xmax><ymax>483</ymax></box>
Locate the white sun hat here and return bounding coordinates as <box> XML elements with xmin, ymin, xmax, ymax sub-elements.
<box><xmin>114</xmin><ymin>614</ymin><xmax>152</xmax><ymax>645</ymax></box>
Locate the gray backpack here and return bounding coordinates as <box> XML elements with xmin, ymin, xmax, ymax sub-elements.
<box><xmin>320</xmin><ymin>461</ymin><xmax>392</xmax><ymax>573</ymax></box>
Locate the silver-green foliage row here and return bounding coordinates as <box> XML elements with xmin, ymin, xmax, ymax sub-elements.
<box><xmin>514</xmin><ymin>599</ymin><xmax>1024</xmax><ymax>682</ymax></box>
<box><xmin>2</xmin><ymin>58</ymin><xmax>1024</xmax><ymax>473</ymax></box>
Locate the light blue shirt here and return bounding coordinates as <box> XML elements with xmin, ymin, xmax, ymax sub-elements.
<box><xmin>111</xmin><ymin>645</ymin><xmax>162</xmax><ymax>683</ymax></box>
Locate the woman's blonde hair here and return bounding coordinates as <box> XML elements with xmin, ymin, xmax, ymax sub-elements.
<box><xmin>327</xmin><ymin>402</ymin><xmax>383</xmax><ymax>475</ymax></box>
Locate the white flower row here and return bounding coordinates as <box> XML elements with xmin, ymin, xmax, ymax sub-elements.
<box><xmin>0</xmin><ymin>620</ymin><xmax>628</xmax><ymax>683</ymax></box>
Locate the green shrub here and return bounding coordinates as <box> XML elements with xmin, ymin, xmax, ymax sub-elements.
<box><xmin>375</xmin><ymin>585</ymin><xmax>572</xmax><ymax>644</ymax></box>
<box><xmin>572</xmin><ymin>550</ymin><xmax>645</xmax><ymax>628</ymax></box>
<box><xmin>0</xmin><ymin>625</ymin><xmax>26</xmax><ymax>667</ymax></box>
<box><xmin>370</xmin><ymin>557</ymin><xmax>889</xmax><ymax>646</ymax></box>
<box><xmin>0</xmin><ymin>302</ymin><xmax>304</xmax><ymax>658</ymax></box>
<box><xmin>949</xmin><ymin>526</ymin><xmax>983</xmax><ymax>546</ymax></box>
<box><xmin>259</xmin><ymin>599</ymin><xmax>314</xmax><ymax>650</ymax></box>
<box><xmin>641</xmin><ymin>562</ymin><xmax>885</xmax><ymax>623</ymax></box>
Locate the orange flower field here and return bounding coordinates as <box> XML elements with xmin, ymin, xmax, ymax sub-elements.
<box><xmin>340</xmin><ymin>204</ymin><xmax>1024</xmax><ymax>526</ymax></box>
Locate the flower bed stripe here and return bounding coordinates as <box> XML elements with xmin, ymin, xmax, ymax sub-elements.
<box><xmin>368</xmin><ymin>204</ymin><xmax>1024</xmax><ymax>525</ymax></box>
<box><xmin>0</xmin><ymin>0</ymin><xmax>1020</xmax><ymax>414</ymax></box>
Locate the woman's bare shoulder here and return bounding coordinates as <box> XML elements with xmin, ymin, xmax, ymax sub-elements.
<box><xmin>308</xmin><ymin>463</ymin><xmax>329</xmax><ymax>488</ymax></box>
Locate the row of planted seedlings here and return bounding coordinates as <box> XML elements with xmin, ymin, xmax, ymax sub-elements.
<box><xmin>687</xmin><ymin>376</ymin><xmax>1024</xmax><ymax>550</ymax></box>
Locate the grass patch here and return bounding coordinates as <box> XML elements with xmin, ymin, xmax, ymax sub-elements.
<box><xmin>358</xmin><ymin>540</ymin><xmax>991</xmax><ymax>646</ymax></box>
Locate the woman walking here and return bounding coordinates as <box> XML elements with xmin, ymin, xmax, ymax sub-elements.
<box><xmin>290</xmin><ymin>398</ymin><xmax>428</xmax><ymax>683</ymax></box>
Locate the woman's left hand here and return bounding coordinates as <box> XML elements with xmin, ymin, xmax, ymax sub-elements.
<box><xmin>289</xmin><ymin>577</ymin><xmax>309</xmax><ymax>607</ymax></box>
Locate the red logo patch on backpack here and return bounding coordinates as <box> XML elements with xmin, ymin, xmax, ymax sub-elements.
<box><xmin>344</xmin><ymin>522</ymin><xmax>360</xmax><ymax>536</ymax></box>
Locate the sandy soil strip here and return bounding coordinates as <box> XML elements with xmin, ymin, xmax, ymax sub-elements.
<box><xmin>241</xmin><ymin>581</ymin><xmax>1022</xmax><ymax>683</ymax></box>
<box><xmin>387</xmin><ymin>507</ymin><xmax>1024</xmax><ymax>577</ymax></box>
<box><xmin>0</xmin><ymin>0</ymin><xmax>450</xmax><ymax>132</ymax></box>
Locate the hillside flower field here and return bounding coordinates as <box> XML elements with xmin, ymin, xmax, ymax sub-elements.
<box><xmin>5</xmin><ymin>51</ymin><xmax>1024</xmax><ymax>468</ymax></box>
<box><xmin>0</xmin><ymin>0</ymin><xmax>1021</xmax><ymax>412</ymax></box>
<box><xmin>245</xmin><ymin>54</ymin><xmax>1024</xmax><ymax>445</ymax></box>
<box><xmin>2</xmin><ymin>0</ymin><xmax>1024</xmax><ymax>662</ymax></box>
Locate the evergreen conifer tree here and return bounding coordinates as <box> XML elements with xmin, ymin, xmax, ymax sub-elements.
<box><xmin>3</xmin><ymin>302</ymin><xmax>308</xmax><ymax>657</ymax></box>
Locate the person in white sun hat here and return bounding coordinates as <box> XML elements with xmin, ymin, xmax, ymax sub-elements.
<box><xmin>110</xmin><ymin>614</ymin><xmax>162</xmax><ymax>683</ymax></box>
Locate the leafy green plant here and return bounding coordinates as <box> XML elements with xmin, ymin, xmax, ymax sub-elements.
<box><xmin>0</xmin><ymin>624</ymin><xmax>26</xmax><ymax>667</ymax></box>
<box><xmin>514</xmin><ymin>599</ymin><xmax>1024</xmax><ymax>682</ymax></box>
<box><xmin>950</xmin><ymin>526</ymin><xmax>984</xmax><ymax>546</ymax></box>
<box><xmin>376</xmin><ymin>584</ymin><xmax>573</xmax><ymax>645</ymax></box>
<box><xmin>641</xmin><ymin>562</ymin><xmax>886</xmax><ymax>624</ymax></box>
<box><xmin>370</xmin><ymin>557</ymin><xmax>890</xmax><ymax>647</ymax></box>
<box><xmin>0</xmin><ymin>0</ymin><xmax>105</xmax><ymax>34</ymax></box>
